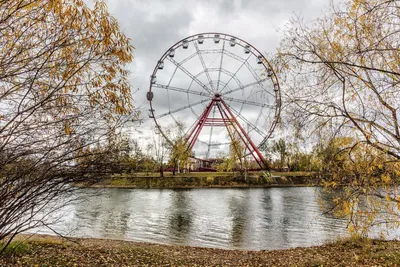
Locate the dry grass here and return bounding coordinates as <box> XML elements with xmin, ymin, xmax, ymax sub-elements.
<box><xmin>123</xmin><ymin>171</ymin><xmax>313</xmax><ymax>178</ymax></box>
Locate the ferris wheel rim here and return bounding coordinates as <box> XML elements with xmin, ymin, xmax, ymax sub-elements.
<box><xmin>147</xmin><ymin>32</ymin><xmax>281</xmax><ymax>151</ymax></box>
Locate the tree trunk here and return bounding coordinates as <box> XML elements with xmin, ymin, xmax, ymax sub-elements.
<box><xmin>172</xmin><ymin>160</ymin><xmax>177</xmax><ymax>176</ymax></box>
<box><xmin>159</xmin><ymin>165</ymin><xmax>164</xmax><ymax>178</ymax></box>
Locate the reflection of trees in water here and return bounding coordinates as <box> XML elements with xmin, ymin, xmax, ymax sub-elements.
<box><xmin>315</xmin><ymin>187</ymin><xmax>348</xmax><ymax>219</ymax></box>
<box><xmin>228</xmin><ymin>190</ymin><xmax>249</xmax><ymax>247</ymax></box>
<box><xmin>317</xmin><ymin>186</ymin><xmax>390</xmax><ymax>217</ymax></box>
<box><xmin>260</xmin><ymin>189</ymin><xmax>290</xmax><ymax>246</ymax></box>
<box><xmin>70</xmin><ymin>189</ymin><xmax>103</xmax><ymax>234</ymax></box>
<box><xmin>102</xmin><ymin>190</ymin><xmax>130</xmax><ymax>237</ymax></box>
<box><xmin>73</xmin><ymin>189</ymin><xmax>131</xmax><ymax>238</ymax></box>
<box><xmin>65</xmin><ymin>188</ymin><xmax>353</xmax><ymax>249</ymax></box>
<box><xmin>259</xmin><ymin>188</ymin><xmax>334</xmax><ymax>248</ymax></box>
<box><xmin>168</xmin><ymin>189</ymin><xmax>193</xmax><ymax>243</ymax></box>
<box><xmin>317</xmin><ymin>187</ymin><xmax>400</xmax><ymax>237</ymax></box>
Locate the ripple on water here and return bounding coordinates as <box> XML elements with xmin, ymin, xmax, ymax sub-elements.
<box><xmin>28</xmin><ymin>187</ymin><xmax>361</xmax><ymax>250</ymax></box>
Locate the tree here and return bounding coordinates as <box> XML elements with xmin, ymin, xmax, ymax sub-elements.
<box><xmin>280</xmin><ymin>0</ymin><xmax>400</xmax><ymax>160</ymax></box>
<box><xmin>0</xmin><ymin>0</ymin><xmax>134</xmax><ymax>250</ymax></box>
<box><xmin>169</xmin><ymin>136</ymin><xmax>192</xmax><ymax>174</ymax></box>
<box><xmin>215</xmin><ymin>153</ymin><xmax>236</xmax><ymax>173</ymax></box>
<box><xmin>137</xmin><ymin>149</ymin><xmax>156</xmax><ymax>175</ymax></box>
<box><xmin>79</xmin><ymin>130</ymin><xmax>132</xmax><ymax>175</ymax></box>
<box><xmin>285</xmin><ymin>144</ymin><xmax>305</xmax><ymax>172</ymax></box>
<box><xmin>215</xmin><ymin>130</ymin><xmax>244</xmax><ymax>174</ymax></box>
<box><xmin>230</xmin><ymin>128</ymin><xmax>247</xmax><ymax>171</ymax></box>
<box><xmin>124</xmin><ymin>139</ymin><xmax>143</xmax><ymax>173</ymax></box>
<box><xmin>279</xmin><ymin>0</ymin><xmax>400</xmax><ymax>234</ymax></box>
<box><xmin>149</xmin><ymin>129</ymin><xmax>169</xmax><ymax>177</ymax></box>
<box><xmin>267</xmin><ymin>139</ymin><xmax>288</xmax><ymax>171</ymax></box>
<box><xmin>316</xmin><ymin>138</ymin><xmax>400</xmax><ymax>235</ymax></box>
<box><xmin>166</xmin><ymin>122</ymin><xmax>193</xmax><ymax>175</ymax></box>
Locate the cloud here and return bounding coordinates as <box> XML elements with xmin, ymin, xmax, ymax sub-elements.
<box><xmin>94</xmin><ymin>0</ymin><xmax>329</xmax><ymax>157</ymax></box>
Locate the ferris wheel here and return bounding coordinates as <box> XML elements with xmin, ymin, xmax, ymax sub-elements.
<box><xmin>146</xmin><ymin>33</ymin><xmax>281</xmax><ymax>169</ymax></box>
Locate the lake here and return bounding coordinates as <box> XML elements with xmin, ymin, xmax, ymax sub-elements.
<box><xmin>30</xmin><ymin>187</ymin><xmax>357</xmax><ymax>250</ymax></box>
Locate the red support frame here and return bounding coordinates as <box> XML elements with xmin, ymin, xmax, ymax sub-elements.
<box><xmin>220</xmin><ymin>99</ymin><xmax>267</xmax><ymax>167</ymax></box>
<box><xmin>217</xmin><ymin>101</ymin><xmax>264</xmax><ymax>168</ymax></box>
<box><xmin>184</xmin><ymin>94</ymin><xmax>268</xmax><ymax>170</ymax></box>
<box><xmin>186</xmin><ymin>99</ymin><xmax>216</xmax><ymax>150</ymax></box>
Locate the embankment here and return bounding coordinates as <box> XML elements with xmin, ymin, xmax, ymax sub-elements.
<box><xmin>76</xmin><ymin>172</ymin><xmax>321</xmax><ymax>189</ymax></box>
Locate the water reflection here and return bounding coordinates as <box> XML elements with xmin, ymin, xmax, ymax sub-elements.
<box><xmin>102</xmin><ymin>190</ymin><xmax>131</xmax><ymax>238</ymax></box>
<box><xmin>261</xmin><ymin>189</ymin><xmax>290</xmax><ymax>248</ymax></box>
<box><xmin>228</xmin><ymin>189</ymin><xmax>249</xmax><ymax>247</ymax></box>
<box><xmin>72</xmin><ymin>189</ymin><xmax>132</xmax><ymax>239</ymax></box>
<box><xmin>168</xmin><ymin>190</ymin><xmax>193</xmax><ymax>243</ymax></box>
<box><xmin>29</xmin><ymin>187</ymin><xmax>380</xmax><ymax>250</ymax></box>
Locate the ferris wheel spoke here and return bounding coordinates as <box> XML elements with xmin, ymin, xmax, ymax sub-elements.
<box><xmin>245</xmin><ymin>61</ymin><xmax>266</xmax><ymax>87</ymax></box>
<box><xmin>206</xmin><ymin>106</ymin><xmax>217</xmax><ymax>158</ymax></box>
<box><xmin>223</xmin><ymin>101</ymin><xmax>267</xmax><ymax>137</ymax></box>
<box><xmin>207</xmin><ymin>49</ymin><xmax>273</xmax><ymax>97</ymax></box>
<box><xmin>221</xmin><ymin>78</ymin><xmax>267</xmax><ymax>96</ymax></box>
<box><xmin>196</xmin><ymin>139</ymin><xmax>208</xmax><ymax>146</ymax></box>
<box><xmin>194</xmin><ymin>42</ymin><xmax>215</xmax><ymax>92</ymax></box>
<box><xmin>167</xmin><ymin>57</ymin><xmax>213</xmax><ymax>95</ymax></box>
<box><xmin>200</xmin><ymin>49</ymin><xmax>224</xmax><ymax>55</ymax></box>
<box><xmin>210</xmin><ymin>68</ymin><xmax>243</xmax><ymax>89</ymax></box>
<box><xmin>169</xmin><ymin>112</ymin><xmax>180</xmax><ymax>125</ymax></box>
<box><xmin>185</xmin><ymin>49</ymin><xmax>223</xmax><ymax>64</ymax></box>
<box><xmin>182</xmin><ymin>49</ymin><xmax>245</xmax><ymax>65</ymax></box>
<box><xmin>179</xmin><ymin>51</ymin><xmax>198</xmax><ymax>65</ymax></box>
<box><xmin>153</xmin><ymin>83</ymin><xmax>212</xmax><ymax>97</ymax></box>
<box><xmin>164</xmin><ymin>66</ymin><xmax>179</xmax><ymax>116</ymax></box>
<box><xmin>220</xmin><ymin>48</ymin><xmax>271</xmax><ymax>92</ymax></box>
<box><xmin>186</xmin><ymin>80</ymin><xmax>202</xmax><ymax>119</ymax></box>
<box><xmin>255</xmin><ymin>106</ymin><xmax>263</xmax><ymax>127</ymax></box>
<box><xmin>194</xmin><ymin>68</ymin><xmax>243</xmax><ymax>91</ymax></box>
<box><xmin>216</xmin><ymin>42</ymin><xmax>225</xmax><ymax>92</ymax></box>
<box><xmin>197</xmin><ymin>138</ymin><xmax>230</xmax><ymax>146</ymax></box>
<box><xmin>155</xmin><ymin>98</ymin><xmax>210</xmax><ymax>119</ymax></box>
<box><xmin>218</xmin><ymin>53</ymin><xmax>252</xmax><ymax>94</ymax></box>
<box><xmin>222</xmin><ymin>96</ymin><xmax>274</xmax><ymax>108</ymax></box>
<box><xmin>223</xmin><ymin>50</ymin><xmax>246</xmax><ymax>62</ymax></box>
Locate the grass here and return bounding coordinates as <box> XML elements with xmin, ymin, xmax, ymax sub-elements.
<box><xmin>125</xmin><ymin>171</ymin><xmax>236</xmax><ymax>178</ymax></box>
<box><xmin>0</xmin><ymin>241</ymin><xmax>30</xmax><ymax>256</ymax></box>
<box><xmin>273</xmin><ymin>171</ymin><xmax>314</xmax><ymax>177</ymax></box>
<box><xmin>109</xmin><ymin>177</ymin><xmax>129</xmax><ymax>186</ymax></box>
<box><xmin>123</xmin><ymin>171</ymin><xmax>313</xmax><ymax>178</ymax></box>
<box><xmin>80</xmin><ymin>171</ymin><xmax>319</xmax><ymax>189</ymax></box>
<box><xmin>1</xmin><ymin>234</ymin><xmax>400</xmax><ymax>266</ymax></box>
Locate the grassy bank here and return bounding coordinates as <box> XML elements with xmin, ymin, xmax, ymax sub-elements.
<box><xmin>1</xmin><ymin>234</ymin><xmax>400</xmax><ymax>266</ymax></box>
<box><xmin>124</xmin><ymin>171</ymin><xmax>313</xmax><ymax>178</ymax></box>
<box><xmin>76</xmin><ymin>171</ymin><xmax>319</xmax><ymax>189</ymax></box>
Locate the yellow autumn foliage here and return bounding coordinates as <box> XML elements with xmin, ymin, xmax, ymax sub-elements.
<box><xmin>1</xmin><ymin>0</ymin><xmax>134</xmax><ymax>121</ymax></box>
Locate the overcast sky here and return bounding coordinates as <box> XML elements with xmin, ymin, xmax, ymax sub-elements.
<box><xmin>95</xmin><ymin>0</ymin><xmax>331</xmax><ymax>154</ymax></box>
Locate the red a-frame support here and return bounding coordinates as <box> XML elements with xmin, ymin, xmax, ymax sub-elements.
<box><xmin>185</xmin><ymin>94</ymin><xmax>268</xmax><ymax>169</ymax></box>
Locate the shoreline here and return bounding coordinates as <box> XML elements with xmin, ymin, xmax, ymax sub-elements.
<box><xmin>75</xmin><ymin>183</ymin><xmax>320</xmax><ymax>189</ymax></box>
<box><xmin>76</xmin><ymin>172</ymin><xmax>321</xmax><ymax>189</ymax></box>
<box><xmin>2</xmin><ymin>234</ymin><xmax>400</xmax><ymax>266</ymax></box>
